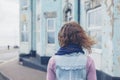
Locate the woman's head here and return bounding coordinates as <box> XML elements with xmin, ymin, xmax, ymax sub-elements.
<box><xmin>58</xmin><ymin>21</ymin><xmax>95</xmax><ymax>51</ymax></box>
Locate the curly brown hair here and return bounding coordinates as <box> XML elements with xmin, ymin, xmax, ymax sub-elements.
<box><xmin>58</xmin><ymin>21</ymin><xmax>95</xmax><ymax>52</ymax></box>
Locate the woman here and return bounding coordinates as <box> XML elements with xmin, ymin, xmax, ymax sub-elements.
<box><xmin>46</xmin><ymin>21</ymin><xmax>97</xmax><ymax>80</ymax></box>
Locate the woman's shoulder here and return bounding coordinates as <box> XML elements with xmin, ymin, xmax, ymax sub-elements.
<box><xmin>48</xmin><ymin>56</ymin><xmax>56</xmax><ymax>67</ymax></box>
<box><xmin>86</xmin><ymin>55</ymin><xmax>95</xmax><ymax>67</ymax></box>
<box><xmin>87</xmin><ymin>56</ymin><xmax>94</xmax><ymax>61</ymax></box>
<box><xmin>48</xmin><ymin>56</ymin><xmax>56</xmax><ymax>64</ymax></box>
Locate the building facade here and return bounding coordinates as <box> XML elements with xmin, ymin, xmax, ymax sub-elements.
<box><xmin>19</xmin><ymin>0</ymin><xmax>120</xmax><ymax>80</ymax></box>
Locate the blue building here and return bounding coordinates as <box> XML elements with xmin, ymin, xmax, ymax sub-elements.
<box><xmin>19</xmin><ymin>0</ymin><xmax>120</xmax><ymax>80</ymax></box>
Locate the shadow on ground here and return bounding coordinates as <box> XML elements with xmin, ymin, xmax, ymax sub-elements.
<box><xmin>0</xmin><ymin>73</ymin><xmax>9</xmax><ymax>80</ymax></box>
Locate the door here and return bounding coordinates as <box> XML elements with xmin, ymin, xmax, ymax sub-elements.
<box><xmin>46</xmin><ymin>18</ymin><xmax>56</xmax><ymax>56</ymax></box>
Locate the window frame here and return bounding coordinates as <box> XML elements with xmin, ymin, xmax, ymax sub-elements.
<box><xmin>46</xmin><ymin>18</ymin><xmax>56</xmax><ymax>45</ymax></box>
<box><xmin>21</xmin><ymin>22</ymin><xmax>29</xmax><ymax>42</ymax></box>
<box><xmin>87</xmin><ymin>7</ymin><xmax>102</xmax><ymax>53</ymax></box>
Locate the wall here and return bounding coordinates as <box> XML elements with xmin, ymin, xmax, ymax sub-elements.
<box><xmin>80</xmin><ymin>0</ymin><xmax>120</xmax><ymax>77</ymax></box>
<box><xmin>113</xmin><ymin>0</ymin><xmax>120</xmax><ymax>77</ymax></box>
<box><xmin>101</xmin><ymin>0</ymin><xmax>120</xmax><ymax>77</ymax></box>
<box><xmin>101</xmin><ymin>0</ymin><xmax>114</xmax><ymax>76</ymax></box>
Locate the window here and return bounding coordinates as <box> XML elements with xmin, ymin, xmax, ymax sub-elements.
<box><xmin>21</xmin><ymin>23</ymin><xmax>28</xmax><ymax>42</ymax></box>
<box><xmin>87</xmin><ymin>7</ymin><xmax>102</xmax><ymax>52</ymax></box>
<box><xmin>48</xmin><ymin>19</ymin><xmax>54</xmax><ymax>30</ymax></box>
<box><xmin>63</xmin><ymin>2</ymin><xmax>73</xmax><ymax>22</ymax></box>
<box><xmin>47</xmin><ymin>18</ymin><xmax>55</xmax><ymax>44</ymax></box>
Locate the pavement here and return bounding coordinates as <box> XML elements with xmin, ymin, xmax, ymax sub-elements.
<box><xmin>0</xmin><ymin>73</ymin><xmax>9</xmax><ymax>80</ymax></box>
<box><xmin>0</xmin><ymin>58</ymin><xmax>46</xmax><ymax>80</ymax></box>
<box><xmin>0</xmin><ymin>59</ymin><xmax>46</xmax><ymax>80</ymax></box>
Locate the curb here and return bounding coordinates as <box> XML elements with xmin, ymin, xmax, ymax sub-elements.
<box><xmin>0</xmin><ymin>72</ymin><xmax>9</xmax><ymax>80</ymax></box>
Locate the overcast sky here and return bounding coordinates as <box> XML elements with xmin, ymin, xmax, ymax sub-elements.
<box><xmin>0</xmin><ymin>0</ymin><xmax>19</xmax><ymax>46</ymax></box>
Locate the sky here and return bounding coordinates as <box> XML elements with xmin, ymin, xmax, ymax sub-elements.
<box><xmin>0</xmin><ymin>0</ymin><xmax>19</xmax><ymax>46</ymax></box>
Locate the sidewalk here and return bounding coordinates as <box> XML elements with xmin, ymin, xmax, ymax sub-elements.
<box><xmin>0</xmin><ymin>59</ymin><xmax>46</xmax><ymax>80</ymax></box>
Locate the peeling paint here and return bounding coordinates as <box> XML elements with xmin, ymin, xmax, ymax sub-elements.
<box><xmin>117</xmin><ymin>40</ymin><xmax>120</xmax><ymax>52</ymax></box>
<box><xmin>21</xmin><ymin>14</ymin><xmax>27</xmax><ymax>22</ymax></box>
<box><xmin>118</xmin><ymin>56</ymin><xmax>120</xmax><ymax>65</ymax></box>
<box><xmin>103</xmin><ymin>32</ymin><xmax>105</xmax><ymax>34</ymax></box>
<box><xmin>104</xmin><ymin>0</ymin><xmax>114</xmax><ymax>11</ymax></box>
<box><xmin>104</xmin><ymin>0</ymin><xmax>109</xmax><ymax>7</ymax></box>
<box><xmin>111</xmin><ymin>16</ymin><xmax>114</xmax><ymax>38</ymax></box>
<box><xmin>104</xmin><ymin>0</ymin><xmax>114</xmax><ymax>39</ymax></box>
<box><xmin>117</xmin><ymin>3</ymin><xmax>120</xmax><ymax>14</ymax></box>
<box><xmin>112</xmin><ymin>50</ymin><xmax>114</xmax><ymax>54</ymax></box>
<box><xmin>104</xmin><ymin>43</ymin><xmax>107</xmax><ymax>48</ymax></box>
<box><xmin>114</xmin><ymin>17</ymin><xmax>119</xmax><ymax>20</ymax></box>
<box><xmin>118</xmin><ymin>40</ymin><xmax>120</xmax><ymax>46</ymax></box>
<box><xmin>107</xmin><ymin>0</ymin><xmax>114</xmax><ymax>16</ymax></box>
<box><xmin>112</xmin><ymin>67</ymin><xmax>114</xmax><ymax>72</ymax></box>
<box><xmin>110</xmin><ymin>32</ymin><xmax>113</xmax><ymax>40</ymax></box>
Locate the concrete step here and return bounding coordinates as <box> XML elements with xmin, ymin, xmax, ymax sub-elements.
<box><xmin>21</xmin><ymin>57</ymin><xmax>47</xmax><ymax>72</ymax></box>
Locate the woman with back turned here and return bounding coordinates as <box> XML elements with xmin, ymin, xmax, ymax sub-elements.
<box><xmin>47</xmin><ymin>21</ymin><xmax>97</xmax><ymax>80</ymax></box>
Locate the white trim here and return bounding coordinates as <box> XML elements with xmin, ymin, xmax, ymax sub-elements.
<box><xmin>87</xmin><ymin>6</ymin><xmax>102</xmax><ymax>16</ymax></box>
<box><xmin>87</xmin><ymin>26</ymin><xmax>101</xmax><ymax>31</ymax></box>
<box><xmin>46</xmin><ymin>18</ymin><xmax>56</xmax><ymax>45</ymax></box>
<box><xmin>47</xmin><ymin>18</ymin><xmax>55</xmax><ymax>32</ymax></box>
<box><xmin>87</xmin><ymin>7</ymin><xmax>102</xmax><ymax>29</ymax></box>
<box><xmin>92</xmin><ymin>48</ymin><xmax>102</xmax><ymax>54</ymax></box>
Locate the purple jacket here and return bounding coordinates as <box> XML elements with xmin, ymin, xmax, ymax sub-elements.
<box><xmin>47</xmin><ymin>56</ymin><xmax>97</xmax><ymax>80</ymax></box>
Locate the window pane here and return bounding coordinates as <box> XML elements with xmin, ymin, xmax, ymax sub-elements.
<box><xmin>24</xmin><ymin>32</ymin><xmax>28</xmax><ymax>41</ymax></box>
<box><xmin>21</xmin><ymin>23</ymin><xmax>28</xmax><ymax>31</ymax></box>
<box><xmin>90</xmin><ymin>30</ymin><xmax>101</xmax><ymax>49</ymax></box>
<box><xmin>96</xmin><ymin>10</ymin><xmax>102</xmax><ymax>26</ymax></box>
<box><xmin>48</xmin><ymin>32</ymin><xmax>55</xmax><ymax>44</ymax></box>
<box><xmin>89</xmin><ymin>12</ymin><xmax>95</xmax><ymax>27</ymax></box>
<box><xmin>48</xmin><ymin>20</ymin><xmax>54</xmax><ymax>30</ymax></box>
<box><xmin>21</xmin><ymin>32</ymin><xmax>28</xmax><ymax>42</ymax></box>
<box><xmin>21</xmin><ymin>32</ymin><xmax>24</xmax><ymax>41</ymax></box>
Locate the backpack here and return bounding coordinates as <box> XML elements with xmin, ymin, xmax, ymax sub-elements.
<box><xmin>55</xmin><ymin>53</ymin><xmax>87</xmax><ymax>80</ymax></box>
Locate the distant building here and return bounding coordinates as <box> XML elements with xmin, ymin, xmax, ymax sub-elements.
<box><xmin>19</xmin><ymin>0</ymin><xmax>120</xmax><ymax>80</ymax></box>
